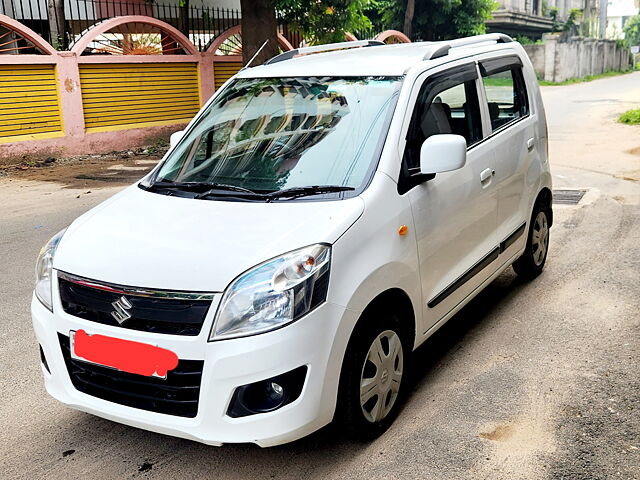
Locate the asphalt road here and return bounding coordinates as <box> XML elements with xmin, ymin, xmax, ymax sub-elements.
<box><xmin>1</xmin><ymin>73</ymin><xmax>639</xmax><ymax>480</ymax></box>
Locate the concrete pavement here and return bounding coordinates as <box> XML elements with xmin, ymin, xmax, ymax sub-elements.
<box><xmin>0</xmin><ymin>72</ymin><xmax>638</xmax><ymax>479</ymax></box>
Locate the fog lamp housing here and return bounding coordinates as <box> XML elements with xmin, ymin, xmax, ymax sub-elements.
<box><xmin>226</xmin><ymin>366</ymin><xmax>308</xmax><ymax>418</ymax></box>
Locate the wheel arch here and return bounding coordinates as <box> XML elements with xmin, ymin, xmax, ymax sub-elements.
<box><xmin>535</xmin><ymin>187</ymin><xmax>553</xmax><ymax>227</ymax></box>
<box><xmin>351</xmin><ymin>288</ymin><xmax>417</xmax><ymax>349</ymax></box>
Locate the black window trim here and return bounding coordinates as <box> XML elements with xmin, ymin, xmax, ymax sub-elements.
<box><xmin>397</xmin><ymin>61</ymin><xmax>484</xmax><ymax>194</ymax></box>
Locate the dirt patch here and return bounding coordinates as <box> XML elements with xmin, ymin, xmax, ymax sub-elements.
<box><xmin>478</xmin><ymin>395</ymin><xmax>557</xmax><ymax>479</ymax></box>
<box><xmin>615</xmin><ymin>172</ymin><xmax>640</xmax><ymax>183</ymax></box>
<box><xmin>0</xmin><ymin>146</ymin><xmax>166</xmax><ymax>189</ymax></box>
<box><xmin>480</xmin><ymin>424</ymin><xmax>515</xmax><ymax>441</ymax></box>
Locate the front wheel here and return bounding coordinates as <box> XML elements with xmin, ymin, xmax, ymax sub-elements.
<box><xmin>337</xmin><ymin>315</ymin><xmax>409</xmax><ymax>441</ymax></box>
<box><xmin>513</xmin><ymin>202</ymin><xmax>550</xmax><ymax>279</ymax></box>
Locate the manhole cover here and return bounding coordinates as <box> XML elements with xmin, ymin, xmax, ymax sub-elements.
<box><xmin>553</xmin><ymin>189</ymin><xmax>587</xmax><ymax>205</ymax></box>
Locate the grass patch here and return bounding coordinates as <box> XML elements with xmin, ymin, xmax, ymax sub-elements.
<box><xmin>618</xmin><ymin>108</ymin><xmax>640</xmax><ymax>125</ymax></box>
<box><xmin>539</xmin><ymin>70</ymin><xmax>632</xmax><ymax>86</ymax></box>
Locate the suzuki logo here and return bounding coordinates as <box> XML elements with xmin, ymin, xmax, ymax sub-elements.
<box><xmin>111</xmin><ymin>296</ymin><xmax>133</xmax><ymax>325</ymax></box>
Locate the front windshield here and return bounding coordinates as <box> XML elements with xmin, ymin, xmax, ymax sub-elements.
<box><xmin>152</xmin><ymin>76</ymin><xmax>401</xmax><ymax>193</ymax></box>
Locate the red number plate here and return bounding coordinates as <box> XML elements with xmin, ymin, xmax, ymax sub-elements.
<box><xmin>71</xmin><ymin>329</ymin><xmax>179</xmax><ymax>378</ymax></box>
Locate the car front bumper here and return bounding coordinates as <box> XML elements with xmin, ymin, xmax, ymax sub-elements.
<box><xmin>32</xmin><ymin>289</ymin><xmax>354</xmax><ymax>447</ymax></box>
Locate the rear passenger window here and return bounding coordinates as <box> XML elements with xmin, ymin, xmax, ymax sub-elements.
<box><xmin>481</xmin><ymin>65</ymin><xmax>529</xmax><ymax>131</ymax></box>
<box><xmin>403</xmin><ymin>65</ymin><xmax>483</xmax><ymax>174</ymax></box>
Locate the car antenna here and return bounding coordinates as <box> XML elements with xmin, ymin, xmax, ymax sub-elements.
<box><xmin>241</xmin><ymin>40</ymin><xmax>269</xmax><ymax>70</ymax></box>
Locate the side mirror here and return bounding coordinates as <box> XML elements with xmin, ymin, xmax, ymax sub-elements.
<box><xmin>170</xmin><ymin>130</ymin><xmax>185</xmax><ymax>149</ymax></box>
<box><xmin>419</xmin><ymin>134</ymin><xmax>467</xmax><ymax>175</ymax></box>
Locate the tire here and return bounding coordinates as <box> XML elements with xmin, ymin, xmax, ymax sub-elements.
<box><xmin>336</xmin><ymin>313</ymin><xmax>410</xmax><ymax>441</ymax></box>
<box><xmin>513</xmin><ymin>201</ymin><xmax>550</xmax><ymax>279</ymax></box>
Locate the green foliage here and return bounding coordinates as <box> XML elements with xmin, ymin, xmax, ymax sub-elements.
<box><xmin>375</xmin><ymin>0</ymin><xmax>497</xmax><ymax>40</ymax></box>
<box><xmin>514</xmin><ymin>35</ymin><xmax>543</xmax><ymax>45</ymax></box>
<box><xmin>364</xmin><ymin>0</ymin><xmax>404</xmax><ymax>33</ymax></box>
<box><xmin>549</xmin><ymin>7</ymin><xmax>560</xmax><ymax>31</ymax></box>
<box><xmin>549</xmin><ymin>7</ymin><xmax>581</xmax><ymax>34</ymax></box>
<box><xmin>276</xmin><ymin>0</ymin><xmax>374</xmax><ymax>44</ymax></box>
<box><xmin>618</xmin><ymin>108</ymin><xmax>640</xmax><ymax>125</ymax></box>
<box><xmin>563</xmin><ymin>8</ymin><xmax>582</xmax><ymax>33</ymax></box>
<box><xmin>623</xmin><ymin>15</ymin><xmax>640</xmax><ymax>47</ymax></box>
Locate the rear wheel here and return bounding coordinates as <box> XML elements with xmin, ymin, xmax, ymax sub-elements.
<box><xmin>337</xmin><ymin>314</ymin><xmax>409</xmax><ymax>440</ymax></box>
<box><xmin>513</xmin><ymin>202</ymin><xmax>550</xmax><ymax>279</ymax></box>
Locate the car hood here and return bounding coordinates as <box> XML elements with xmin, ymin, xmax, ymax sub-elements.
<box><xmin>54</xmin><ymin>185</ymin><xmax>364</xmax><ymax>292</ymax></box>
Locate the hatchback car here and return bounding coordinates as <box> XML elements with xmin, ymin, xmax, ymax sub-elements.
<box><xmin>33</xmin><ymin>33</ymin><xmax>552</xmax><ymax>447</ymax></box>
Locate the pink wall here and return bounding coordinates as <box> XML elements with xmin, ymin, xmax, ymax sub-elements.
<box><xmin>0</xmin><ymin>15</ymin><xmax>249</xmax><ymax>158</ymax></box>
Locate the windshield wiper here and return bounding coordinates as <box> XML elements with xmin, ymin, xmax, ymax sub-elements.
<box><xmin>143</xmin><ymin>181</ymin><xmax>355</xmax><ymax>201</ymax></box>
<box><xmin>143</xmin><ymin>181</ymin><xmax>259</xmax><ymax>197</ymax></box>
<box><xmin>193</xmin><ymin>184</ymin><xmax>262</xmax><ymax>199</ymax></box>
<box><xmin>265</xmin><ymin>185</ymin><xmax>355</xmax><ymax>200</ymax></box>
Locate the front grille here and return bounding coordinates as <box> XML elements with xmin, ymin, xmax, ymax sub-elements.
<box><xmin>58</xmin><ymin>273</ymin><xmax>214</xmax><ymax>336</ymax></box>
<box><xmin>59</xmin><ymin>334</ymin><xmax>203</xmax><ymax>418</ymax></box>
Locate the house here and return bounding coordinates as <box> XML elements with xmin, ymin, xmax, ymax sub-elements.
<box><xmin>486</xmin><ymin>0</ymin><xmax>586</xmax><ymax>38</ymax></box>
<box><xmin>606</xmin><ymin>0</ymin><xmax>639</xmax><ymax>39</ymax></box>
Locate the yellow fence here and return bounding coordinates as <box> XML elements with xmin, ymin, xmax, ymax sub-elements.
<box><xmin>213</xmin><ymin>61</ymin><xmax>243</xmax><ymax>90</ymax></box>
<box><xmin>0</xmin><ymin>64</ymin><xmax>63</xmax><ymax>140</ymax></box>
<box><xmin>79</xmin><ymin>62</ymin><xmax>201</xmax><ymax>131</ymax></box>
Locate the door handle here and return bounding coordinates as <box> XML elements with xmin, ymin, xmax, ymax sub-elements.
<box><xmin>527</xmin><ymin>138</ymin><xmax>535</xmax><ymax>151</ymax></box>
<box><xmin>480</xmin><ymin>168</ymin><xmax>494</xmax><ymax>184</ymax></box>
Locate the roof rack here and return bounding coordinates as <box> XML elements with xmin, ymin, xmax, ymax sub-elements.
<box><xmin>424</xmin><ymin>33</ymin><xmax>513</xmax><ymax>61</ymax></box>
<box><xmin>265</xmin><ymin>39</ymin><xmax>385</xmax><ymax>65</ymax></box>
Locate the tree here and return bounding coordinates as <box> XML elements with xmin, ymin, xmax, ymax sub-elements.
<box><xmin>277</xmin><ymin>0</ymin><xmax>373</xmax><ymax>44</ymax></box>
<box><xmin>240</xmin><ymin>0</ymin><xmax>375</xmax><ymax>65</ymax></box>
<box><xmin>240</xmin><ymin>0</ymin><xmax>280</xmax><ymax>65</ymax></box>
<box><xmin>178</xmin><ymin>0</ymin><xmax>190</xmax><ymax>38</ymax></box>
<box><xmin>623</xmin><ymin>14</ymin><xmax>640</xmax><ymax>47</ymax></box>
<box><xmin>378</xmin><ymin>0</ymin><xmax>498</xmax><ymax>41</ymax></box>
<box><xmin>47</xmin><ymin>0</ymin><xmax>66</xmax><ymax>49</ymax></box>
<box><xmin>404</xmin><ymin>0</ymin><xmax>415</xmax><ymax>38</ymax></box>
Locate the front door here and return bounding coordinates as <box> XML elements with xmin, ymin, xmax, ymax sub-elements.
<box><xmin>399</xmin><ymin>62</ymin><xmax>499</xmax><ymax>335</ymax></box>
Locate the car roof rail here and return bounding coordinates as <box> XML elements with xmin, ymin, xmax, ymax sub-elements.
<box><xmin>424</xmin><ymin>33</ymin><xmax>513</xmax><ymax>60</ymax></box>
<box><xmin>265</xmin><ymin>39</ymin><xmax>385</xmax><ymax>65</ymax></box>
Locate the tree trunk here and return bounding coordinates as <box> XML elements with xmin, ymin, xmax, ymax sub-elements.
<box><xmin>47</xmin><ymin>0</ymin><xmax>66</xmax><ymax>49</ymax></box>
<box><xmin>178</xmin><ymin>0</ymin><xmax>190</xmax><ymax>38</ymax></box>
<box><xmin>240</xmin><ymin>0</ymin><xmax>279</xmax><ymax>66</ymax></box>
<box><xmin>403</xmin><ymin>0</ymin><xmax>415</xmax><ymax>39</ymax></box>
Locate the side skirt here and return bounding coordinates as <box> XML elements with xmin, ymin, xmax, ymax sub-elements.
<box><xmin>419</xmin><ymin>250</ymin><xmax>521</xmax><ymax>340</ymax></box>
<box><xmin>427</xmin><ymin>221</ymin><xmax>526</xmax><ymax>309</ymax></box>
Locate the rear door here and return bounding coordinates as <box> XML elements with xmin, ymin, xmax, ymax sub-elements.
<box><xmin>477</xmin><ymin>54</ymin><xmax>536</xmax><ymax>256</ymax></box>
<box><xmin>398</xmin><ymin>62</ymin><xmax>499</xmax><ymax>335</ymax></box>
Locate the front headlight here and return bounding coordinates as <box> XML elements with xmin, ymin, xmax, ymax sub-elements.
<box><xmin>35</xmin><ymin>229</ymin><xmax>66</xmax><ymax>311</ymax></box>
<box><xmin>210</xmin><ymin>244</ymin><xmax>331</xmax><ymax>341</ymax></box>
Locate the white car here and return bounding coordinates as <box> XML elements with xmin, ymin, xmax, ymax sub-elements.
<box><xmin>32</xmin><ymin>34</ymin><xmax>552</xmax><ymax>447</ymax></box>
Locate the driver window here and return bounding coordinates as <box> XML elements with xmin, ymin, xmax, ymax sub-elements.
<box><xmin>402</xmin><ymin>66</ymin><xmax>483</xmax><ymax>177</ymax></box>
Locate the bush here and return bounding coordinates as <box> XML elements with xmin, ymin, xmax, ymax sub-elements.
<box><xmin>618</xmin><ymin>108</ymin><xmax>640</xmax><ymax>125</ymax></box>
<box><xmin>623</xmin><ymin>15</ymin><xmax>640</xmax><ymax>47</ymax></box>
